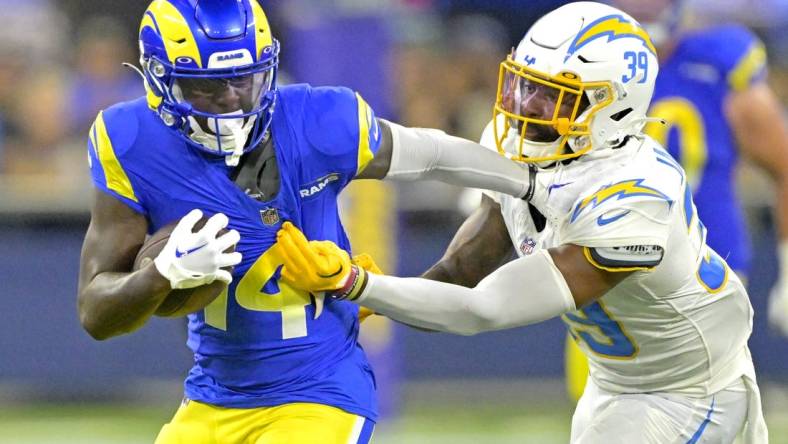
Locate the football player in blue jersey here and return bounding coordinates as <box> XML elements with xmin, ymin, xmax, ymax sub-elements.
<box><xmin>76</xmin><ymin>1</ymin><xmax>540</xmax><ymax>442</ymax></box>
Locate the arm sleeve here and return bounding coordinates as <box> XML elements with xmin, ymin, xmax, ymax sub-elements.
<box><xmin>355</xmin><ymin>250</ymin><xmax>575</xmax><ymax>335</ymax></box>
<box><xmin>87</xmin><ymin>111</ymin><xmax>146</xmax><ymax>215</ymax></box>
<box><xmin>385</xmin><ymin>121</ymin><xmax>531</xmax><ymax>199</ymax></box>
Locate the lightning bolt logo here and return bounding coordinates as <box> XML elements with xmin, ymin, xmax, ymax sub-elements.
<box><xmin>566</xmin><ymin>14</ymin><xmax>656</xmax><ymax>61</ymax></box>
<box><xmin>570</xmin><ymin>179</ymin><xmax>669</xmax><ymax>223</ymax></box>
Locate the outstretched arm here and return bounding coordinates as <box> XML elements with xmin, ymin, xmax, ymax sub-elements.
<box><xmin>354</xmin><ymin>244</ymin><xmax>630</xmax><ymax>335</ymax></box>
<box><xmin>276</xmin><ymin>223</ymin><xmax>631</xmax><ymax>336</ymax></box>
<box><xmin>356</xmin><ymin>119</ymin><xmax>536</xmax><ymax>200</ymax></box>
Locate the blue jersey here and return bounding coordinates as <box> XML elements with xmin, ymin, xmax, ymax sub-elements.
<box><xmin>87</xmin><ymin>84</ymin><xmax>383</xmax><ymax>420</ymax></box>
<box><xmin>646</xmin><ymin>24</ymin><xmax>767</xmax><ymax>274</ymax></box>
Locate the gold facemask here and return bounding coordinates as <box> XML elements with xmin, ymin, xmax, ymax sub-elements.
<box><xmin>492</xmin><ymin>54</ymin><xmax>614</xmax><ymax>164</ymax></box>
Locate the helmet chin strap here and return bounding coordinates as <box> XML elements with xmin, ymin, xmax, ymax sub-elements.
<box><xmin>186</xmin><ymin>111</ymin><xmax>257</xmax><ymax>166</ymax></box>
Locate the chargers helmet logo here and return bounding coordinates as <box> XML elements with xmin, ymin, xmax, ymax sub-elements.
<box><xmin>565</xmin><ymin>14</ymin><xmax>657</xmax><ymax>62</ymax></box>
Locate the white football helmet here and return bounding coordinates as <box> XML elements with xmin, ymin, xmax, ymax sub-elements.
<box><xmin>492</xmin><ymin>1</ymin><xmax>659</xmax><ymax>165</ymax></box>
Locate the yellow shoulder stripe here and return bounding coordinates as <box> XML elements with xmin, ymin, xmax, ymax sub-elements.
<box><xmin>728</xmin><ymin>42</ymin><xmax>767</xmax><ymax>91</ymax></box>
<box><xmin>582</xmin><ymin>247</ymin><xmax>652</xmax><ymax>273</ymax></box>
<box><xmin>94</xmin><ymin>112</ymin><xmax>139</xmax><ymax>203</ymax></box>
<box><xmin>355</xmin><ymin>93</ymin><xmax>375</xmax><ymax>175</ymax></box>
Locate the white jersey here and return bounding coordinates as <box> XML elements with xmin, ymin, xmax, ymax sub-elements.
<box><xmin>481</xmin><ymin>123</ymin><xmax>755</xmax><ymax>397</ymax></box>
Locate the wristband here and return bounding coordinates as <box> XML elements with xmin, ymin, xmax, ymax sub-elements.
<box><xmin>329</xmin><ymin>265</ymin><xmax>368</xmax><ymax>301</ymax></box>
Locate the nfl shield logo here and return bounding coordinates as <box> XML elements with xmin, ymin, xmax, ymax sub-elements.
<box><xmin>260</xmin><ymin>207</ymin><xmax>280</xmax><ymax>226</ymax></box>
<box><xmin>520</xmin><ymin>238</ymin><xmax>537</xmax><ymax>255</ymax></box>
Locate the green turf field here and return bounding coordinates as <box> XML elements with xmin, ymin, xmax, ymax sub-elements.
<box><xmin>2</xmin><ymin>380</ymin><xmax>788</xmax><ymax>443</ymax></box>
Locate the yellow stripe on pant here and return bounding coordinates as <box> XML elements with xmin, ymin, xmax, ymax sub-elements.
<box><xmin>155</xmin><ymin>400</ymin><xmax>373</xmax><ymax>444</ymax></box>
<box><xmin>565</xmin><ymin>333</ymin><xmax>590</xmax><ymax>402</ymax></box>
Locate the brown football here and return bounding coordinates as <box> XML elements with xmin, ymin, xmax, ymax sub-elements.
<box><xmin>133</xmin><ymin>217</ymin><xmax>233</xmax><ymax>318</ymax></box>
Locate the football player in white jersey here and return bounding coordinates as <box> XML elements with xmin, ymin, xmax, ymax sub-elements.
<box><xmin>274</xmin><ymin>2</ymin><xmax>768</xmax><ymax>443</ymax></box>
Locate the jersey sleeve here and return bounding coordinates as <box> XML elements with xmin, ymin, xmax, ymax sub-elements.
<box><xmin>301</xmin><ymin>86</ymin><xmax>383</xmax><ymax>185</ymax></box>
<box><xmin>87</xmin><ymin>110</ymin><xmax>146</xmax><ymax>215</ymax></box>
<box><xmin>562</xmin><ymin>179</ymin><xmax>673</xmax><ymax>271</ymax></box>
<box><xmin>713</xmin><ymin>25</ymin><xmax>768</xmax><ymax>92</ymax></box>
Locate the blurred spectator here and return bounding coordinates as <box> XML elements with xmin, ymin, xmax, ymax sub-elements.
<box><xmin>65</xmin><ymin>15</ymin><xmax>144</xmax><ymax>136</ymax></box>
<box><xmin>0</xmin><ymin>0</ymin><xmax>69</xmax><ymax>171</ymax></box>
<box><xmin>395</xmin><ymin>14</ymin><xmax>451</xmax><ymax>130</ymax></box>
<box><xmin>275</xmin><ymin>0</ymin><xmax>399</xmax><ymax>118</ymax></box>
<box><xmin>442</xmin><ymin>14</ymin><xmax>510</xmax><ymax>140</ymax></box>
<box><xmin>0</xmin><ymin>0</ymin><xmax>68</xmax><ymax>60</ymax></box>
<box><xmin>2</xmin><ymin>70</ymin><xmax>74</xmax><ymax>177</ymax></box>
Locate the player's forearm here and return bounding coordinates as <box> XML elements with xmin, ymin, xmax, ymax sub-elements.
<box><xmin>359</xmin><ymin>274</ymin><xmax>490</xmax><ymax>335</ymax></box>
<box><xmin>775</xmin><ymin>179</ymin><xmax>788</xmax><ymax>241</ymax></box>
<box><xmin>727</xmin><ymin>84</ymin><xmax>788</xmax><ymax>241</ymax></box>
<box><xmin>78</xmin><ymin>265</ymin><xmax>171</xmax><ymax>340</ymax></box>
<box><xmin>383</xmin><ymin>121</ymin><xmax>534</xmax><ymax>199</ymax></box>
<box><xmin>422</xmin><ymin>195</ymin><xmax>513</xmax><ymax>287</ymax></box>
<box><xmin>355</xmin><ymin>250</ymin><xmax>575</xmax><ymax>335</ymax></box>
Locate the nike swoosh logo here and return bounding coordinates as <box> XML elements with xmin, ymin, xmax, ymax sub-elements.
<box><xmin>317</xmin><ymin>265</ymin><xmax>344</xmax><ymax>279</ymax></box>
<box><xmin>371</xmin><ymin>119</ymin><xmax>380</xmax><ymax>142</ymax></box>
<box><xmin>175</xmin><ymin>243</ymin><xmax>208</xmax><ymax>258</ymax></box>
<box><xmin>547</xmin><ymin>182</ymin><xmax>574</xmax><ymax>195</ymax></box>
<box><xmin>597</xmin><ymin>210</ymin><xmax>631</xmax><ymax>226</ymax></box>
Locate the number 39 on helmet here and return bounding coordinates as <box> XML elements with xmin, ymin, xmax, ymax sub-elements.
<box><xmin>493</xmin><ymin>1</ymin><xmax>659</xmax><ymax>165</ymax></box>
<box><xmin>138</xmin><ymin>0</ymin><xmax>279</xmax><ymax>165</ymax></box>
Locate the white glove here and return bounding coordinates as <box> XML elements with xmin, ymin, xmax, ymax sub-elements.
<box><xmin>153</xmin><ymin>209</ymin><xmax>243</xmax><ymax>289</ymax></box>
<box><xmin>768</xmin><ymin>242</ymin><xmax>788</xmax><ymax>336</ymax></box>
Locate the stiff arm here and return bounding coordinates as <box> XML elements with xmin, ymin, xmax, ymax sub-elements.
<box><xmin>354</xmin><ymin>244</ymin><xmax>631</xmax><ymax>335</ymax></box>
<box><xmin>356</xmin><ymin>119</ymin><xmax>535</xmax><ymax>201</ymax></box>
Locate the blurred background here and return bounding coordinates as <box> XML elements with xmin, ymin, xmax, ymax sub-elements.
<box><xmin>1</xmin><ymin>0</ymin><xmax>788</xmax><ymax>442</ymax></box>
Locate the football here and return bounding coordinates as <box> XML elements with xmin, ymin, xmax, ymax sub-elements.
<box><xmin>133</xmin><ymin>217</ymin><xmax>233</xmax><ymax>318</ymax></box>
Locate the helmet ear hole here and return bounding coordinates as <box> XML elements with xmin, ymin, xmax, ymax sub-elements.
<box><xmin>610</xmin><ymin>108</ymin><xmax>633</xmax><ymax>122</ymax></box>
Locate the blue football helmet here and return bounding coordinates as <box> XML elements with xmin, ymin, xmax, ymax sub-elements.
<box><xmin>139</xmin><ymin>0</ymin><xmax>279</xmax><ymax>165</ymax></box>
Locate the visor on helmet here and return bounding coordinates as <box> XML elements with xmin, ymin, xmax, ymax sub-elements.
<box><xmin>174</xmin><ymin>70</ymin><xmax>274</xmax><ymax>115</ymax></box>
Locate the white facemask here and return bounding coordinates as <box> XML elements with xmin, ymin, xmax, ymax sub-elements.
<box><xmin>187</xmin><ymin>111</ymin><xmax>257</xmax><ymax>166</ymax></box>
